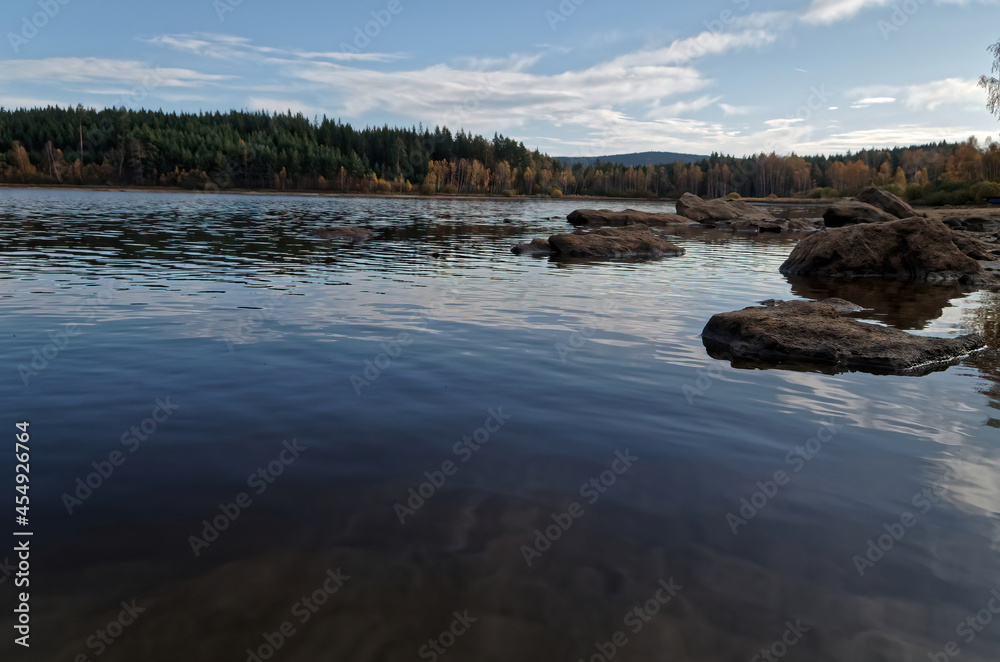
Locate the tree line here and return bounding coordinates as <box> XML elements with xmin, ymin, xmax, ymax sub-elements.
<box><xmin>1</xmin><ymin>105</ymin><xmax>999</xmax><ymax>203</ymax></box>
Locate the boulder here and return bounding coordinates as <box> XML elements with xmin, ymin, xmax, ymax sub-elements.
<box><xmin>702</xmin><ymin>299</ymin><xmax>985</xmax><ymax>374</ymax></box>
<box><xmin>310</xmin><ymin>226</ymin><xmax>375</xmax><ymax>242</ymax></box>
<box><xmin>511</xmin><ymin>224</ymin><xmax>684</xmax><ymax>259</ymax></box>
<box><xmin>567</xmin><ymin>209</ymin><xmax>690</xmax><ymax>227</ymax></box>
<box><xmin>779</xmin><ymin>216</ymin><xmax>993</xmax><ymax>284</ymax></box>
<box><xmin>950</xmin><ymin>230</ymin><xmax>998</xmax><ymax>261</ymax></box>
<box><xmin>856</xmin><ymin>187</ymin><xmax>921</xmax><ymax>219</ymax></box>
<box><xmin>511</xmin><ymin>238</ymin><xmax>554</xmax><ymax>256</ymax></box>
<box><xmin>822</xmin><ymin>200</ymin><xmax>898</xmax><ymax>228</ymax></box>
<box><xmin>942</xmin><ymin>215</ymin><xmax>999</xmax><ymax>233</ymax></box>
<box><xmin>675</xmin><ymin>193</ymin><xmax>778</xmax><ymax>223</ymax></box>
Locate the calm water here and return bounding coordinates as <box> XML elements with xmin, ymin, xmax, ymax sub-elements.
<box><xmin>2</xmin><ymin>189</ymin><xmax>999</xmax><ymax>662</ymax></box>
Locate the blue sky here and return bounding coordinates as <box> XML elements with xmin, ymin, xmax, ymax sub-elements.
<box><xmin>2</xmin><ymin>0</ymin><xmax>998</xmax><ymax>156</ymax></box>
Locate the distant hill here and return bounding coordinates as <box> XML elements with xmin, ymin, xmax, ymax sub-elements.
<box><xmin>556</xmin><ymin>151</ymin><xmax>708</xmax><ymax>168</ymax></box>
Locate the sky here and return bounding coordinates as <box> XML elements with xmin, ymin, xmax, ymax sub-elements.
<box><xmin>1</xmin><ymin>0</ymin><xmax>999</xmax><ymax>157</ymax></box>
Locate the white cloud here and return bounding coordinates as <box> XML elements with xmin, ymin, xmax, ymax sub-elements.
<box><xmin>0</xmin><ymin>58</ymin><xmax>230</xmax><ymax>87</ymax></box>
<box><xmin>144</xmin><ymin>33</ymin><xmax>404</xmax><ymax>63</ymax></box>
<box><xmin>851</xmin><ymin>96</ymin><xmax>897</xmax><ymax>108</ymax></box>
<box><xmin>800</xmin><ymin>0</ymin><xmax>892</xmax><ymax>24</ymax></box>
<box><xmin>794</xmin><ymin>125</ymin><xmax>999</xmax><ymax>153</ymax></box>
<box><xmin>904</xmin><ymin>77</ymin><xmax>985</xmax><ymax>110</ymax></box>
<box><xmin>651</xmin><ymin>95</ymin><xmax>722</xmax><ymax>117</ymax></box>
<box><xmin>719</xmin><ymin>103</ymin><xmax>757</xmax><ymax>116</ymax></box>
<box><xmin>801</xmin><ymin>0</ymin><xmax>1000</xmax><ymax>24</ymax></box>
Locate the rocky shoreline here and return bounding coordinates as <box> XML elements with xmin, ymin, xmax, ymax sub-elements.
<box><xmin>513</xmin><ymin>188</ymin><xmax>998</xmax><ymax>375</ymax></box>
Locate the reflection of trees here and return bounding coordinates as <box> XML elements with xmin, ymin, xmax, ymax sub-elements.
<box><xmin>786</xmin><ymin>276</ymin><xmax>973</xmax><ymax>330</ymax></box>
<box><xmin>962</xmin><ymin>291</ymin><xmax>1000</xmax><ymax>423</ymax></box>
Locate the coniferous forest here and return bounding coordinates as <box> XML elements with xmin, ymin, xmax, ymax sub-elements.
<box><xmin>2</xmin><ymin>105</ymin><xmax>999</xmax><ymax>204</ymax></box>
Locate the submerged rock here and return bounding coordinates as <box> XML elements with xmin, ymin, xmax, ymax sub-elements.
<box><xmin>511</xmin><ymin>238</ymin><xmax>554</xmax><ymax>255</ymax></box>
<box><xmin>702</xmin><ymin>299</ymin><xmax>984</xmax><ymax>374</ymax></box>
<box><xmin>822</xmin><ymin>200</ymin><xmax>898</xmax><ymax>228</ymax></box>
<box><xmin>676</xmin><ymin>192</ymin><xmax>778</xmax><ymax>223</ymax></box>
<box><xmin>310</xmin><ymin>226</ymin><xmax>375</xmax><ymax>242</ymax></box>
<box><xmin>780</xmin><ymin>216</ymin><xmax>994</xmax><ymax>285</ymax></box>
<box><xmin>855</xmin><ymin>187</ymin><xmax>921</xmax><ymax>219</ymax></box>
<box><xmin>567</xmin><ymin>209</ymin><xmax>690</xmax><ymax>227</ymax></box>
<box><xmin>513</xmin><ymin>225</ymin><xmax>684</xmax><ymax>259</ymax></box>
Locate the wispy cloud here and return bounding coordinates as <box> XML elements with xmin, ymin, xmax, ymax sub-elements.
<box><xmin>143</xmin><ymin>33</ymin><xmax>405</xmax><ymax>63</ymax></box>
<box><xmin>800</xmin><ymin>0</ymin><xmax>1000</xmax><ymax>23</ymax></box>
<box><xmin>0</xmin><ymin>58</ymin><xmax>230</xmax><ymax>86</ymax></box>
<box><xmin>850</xmin><ymin>96</ymin><xmax>896</xmax><ymax>108</ymax></box>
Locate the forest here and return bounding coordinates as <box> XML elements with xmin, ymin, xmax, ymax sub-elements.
<box><xmin>1</xmin><ymin>105</ymin><xmax>999</xmax><ymax>204</ymax></box>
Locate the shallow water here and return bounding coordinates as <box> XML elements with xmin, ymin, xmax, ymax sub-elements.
<box><xmin>2</xmin><ymin>189</ymin><xmax>1000</xmax><ymax>662</ymax></box>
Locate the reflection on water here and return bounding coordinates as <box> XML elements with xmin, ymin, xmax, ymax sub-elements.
<box><xmin>787</xmin><ymin>275</ymin><xmax>975</xmax><ymax>331</ymax></box>
<box><xmin>2</xmin><ymin>190</ymin><xmax>1000</xmax><ymax>661</ymax></box>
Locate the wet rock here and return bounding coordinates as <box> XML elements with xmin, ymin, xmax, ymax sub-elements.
<box><xmin>310</xmin><ymin>226</ymin><xmax>375</xmax><ymax>242</ymax></box>
<box><xmin>822</xmin><ymin>200</ymin><xmax>898</xmax><ymax>228</ymax></box>
<box><xmin>942</xmin><ymin>215</ymin><xmax>998</xmax><ymax>233</ymax></box>
<box><xmin>511</xmin><ymin>238</ymin><xmax>554</xmax><ymax>256</ymax></box>
<box><xmin>567</xmin><ymin>209</ymin><xmax>690</xmax><ymax>227</ymax></box>
<box><xmin>702</xmin><ymin>299</ymin><xmax>985</xmax><ymax>374</ymax></box>
<box><xmin>513</xmin><ymin>224</ymin><xmax>684</xmax><ymax>259</ymax></box>
<box><xmin>780</xmin><ymin>216</ymin><xmax>995</xmax><ymax>285</ymax></box>
<box><xmin>950</xmin><ymin>230</ymin><xmax>998</xmax><ymax>261</ymax></box>
<box><xmin>676</xmin><ymin>193</ymin><xmax>778</xmax><ymax>223</ymax></box>
<box><xmin>856</xmin><ymin>187</ymin><xmax>921</xmax><ymax>219</ymax></box>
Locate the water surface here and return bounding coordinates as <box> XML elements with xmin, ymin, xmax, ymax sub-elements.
<box><xmin>2</xmin><ymin>190</ymin><xmax>999</xmax><ymax>662</ymax></box>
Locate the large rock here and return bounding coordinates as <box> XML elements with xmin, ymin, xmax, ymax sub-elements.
<box><xmin>822</xmin><ymin>200</ymin><xmax>898</xmax><ymax>228</ymax></box>
<box><xmin>675</xmin><ymin>193</ymin><xmax>778</xmax><ymax>223</ymax></box>
<box><xmin>513</xmin><ymin>224</ymin><xmax>684</xmax><ymax>259</ymax></box>
<box><xmin>702</xmin><ymin>299</ymin><xmax>985</xmax><ymax>374</ymax></box>
<box><xmin>780</xmin><ymin>216</ymin><xmax>992</xmax><ymax>284</ymax></box>
<box><xmin>567</xmin><ymin>209</ymin><xmax>690</xmax><ymax>227</ymax></box>
<box><xmin>856</xmin><ymin>187</ymin><xmax>920</xmax><ymax>219</ymax></box>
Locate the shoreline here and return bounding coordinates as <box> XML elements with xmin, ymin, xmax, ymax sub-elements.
<box><xmin>0</xmin><ymin>183</ymin><xmax>665</xmax><ymax>203</ymax></box>
<box><xmin>2</xmin><ymin>184</ymin><xmax>998</xmax><ymax>215</ymax></box>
